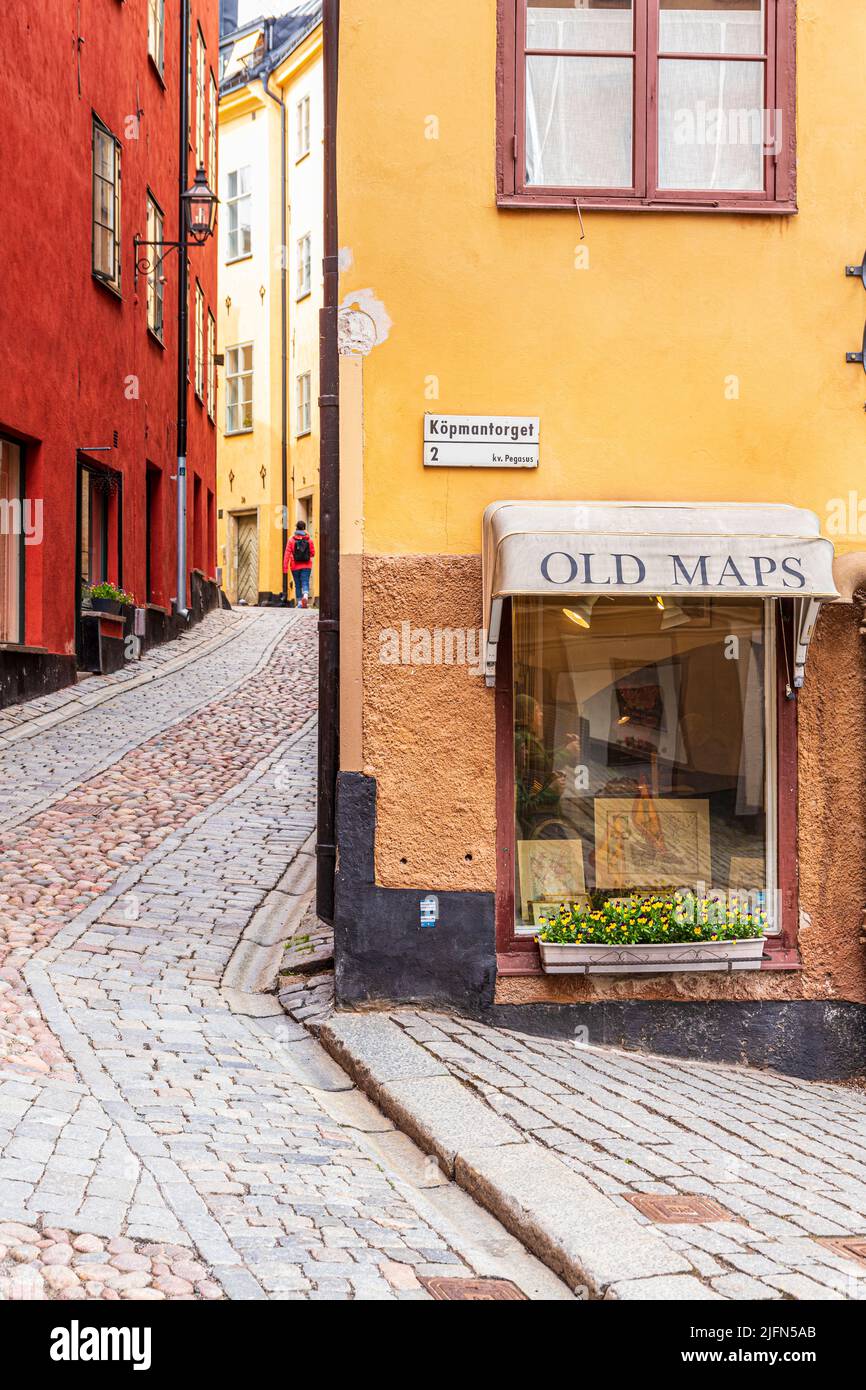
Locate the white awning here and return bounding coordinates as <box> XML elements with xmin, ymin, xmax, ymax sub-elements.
<box><xmin>482</xmin><ymin>501</ymin><xmax>839</xmax><ymax>688</ymax></box>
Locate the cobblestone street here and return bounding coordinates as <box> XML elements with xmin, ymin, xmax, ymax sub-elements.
<box><xmin>0</xmin><ymin>611</ymin><xmax>568</xmax><ymax>1302</ymax></box>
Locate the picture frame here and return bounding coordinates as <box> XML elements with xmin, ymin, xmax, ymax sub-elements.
<box><xmin>517</xmin><ymin>837</ymin><xmax>586</xmax><ymax>920</ymax></box>
<box><xmin>610</xmin><ymin>659</ymin><xmax>682</xmax><ymax>765</ymax></box>
<box><xmin>594</xmin><ymin>797</ymin><xmax>711</xmax><ymax>890</ymax></box>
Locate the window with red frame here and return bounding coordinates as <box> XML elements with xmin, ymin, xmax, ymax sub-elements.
<box><xmin>498</xmin><ymin>0</ymin><xmax>795</xmax><ymax>211</ymax></box>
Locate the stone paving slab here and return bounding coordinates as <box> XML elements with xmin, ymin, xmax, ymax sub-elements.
<box><xmin>318</xmin><ymin>1007</ymin><xmax>866</xmax><ymax>1301</ymax></box>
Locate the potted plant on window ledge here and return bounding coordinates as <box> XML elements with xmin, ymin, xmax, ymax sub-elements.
<box><xmin>85</xmin><ymin>582</ymin><xmax>135</xmax><ymax>616</ymax></box>
<box><xmin>536</xmin><ymin>892</ymin><xmax>767</xmax><ymax>976</ymax></box>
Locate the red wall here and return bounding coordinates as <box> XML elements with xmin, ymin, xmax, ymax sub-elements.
<box><xmin>0</xmin><ymin>0</ymin><xmax>219</xmax><ymax>656</ymax></box>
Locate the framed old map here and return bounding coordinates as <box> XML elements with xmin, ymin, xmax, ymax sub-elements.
<box><xmin>594</xmin><ymin>798</ymin><xmax>711</xmax><ymax>890</ymax></box>
<box><xmin>517</xmin><ymin>838</ymin><xmax>586</xmax><ymax>920</ymax></box>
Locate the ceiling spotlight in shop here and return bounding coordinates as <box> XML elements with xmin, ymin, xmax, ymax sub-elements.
<box><xmin>562</xmin><ymin>598</ymin><xmax>599</xmax><ymax>630</ymax></box>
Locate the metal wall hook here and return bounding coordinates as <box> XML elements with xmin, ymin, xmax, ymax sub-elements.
<box><xmin>847</xmin><ymin>322</ymin><xmax>866</xmax><ymax>371</ymax></box>
<box><xmin>847</xmin><ymin>254</ymin><xmax>866</xmax><ymax>288</ymax></box>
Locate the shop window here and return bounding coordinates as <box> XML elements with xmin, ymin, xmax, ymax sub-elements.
<box><xmin>0</xmin><ymin>437</ymin><xmax>24</xmax><ymax>644</ymax></box>
<box><xmin>146</xmin><ymin>464</ymin><xmax>161</xmax><ymax>603</ymax></box>
<box><xmin>510</xmin><ymin>596</ymin><xmax>776</xmax><ymax>936</ymax></box>
<box><xmin>226</xmin><ymin>343</ymin><xmax>253</xmax><ymax>433</ymax></box>
<box><xmin>92</xmin><ymin>117</ymin><xmax>122</xmax><ymax>291</ymax></box>
<box><xmin>226</xmin><ymin>167</ymin><xmax>252</xmax><ymax>260</ymax></box>
<box><xmin>80</xmin><ymin>470</ymin><xmax>110</xmax><ymax>589</ymax></box>
<box><xmin>498</xmin><ymin>1</ymin><xmax>796</xmax><ymax>211</ymax></box>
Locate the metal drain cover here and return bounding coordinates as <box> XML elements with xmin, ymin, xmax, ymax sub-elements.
<box><xmin>421</xmin><ymin>1277</ymin><xmax>528</xmax><ymax>1301</ymax></box>
<box><xmin>624</xmin><ymin>1193</ymin><xmax>732</xmax><ymax>1224</ymax></box>
<box><xmin>817</xmin><ymin>1236</ymin><xmax>866</xmax><ymax>1267</ymax></box>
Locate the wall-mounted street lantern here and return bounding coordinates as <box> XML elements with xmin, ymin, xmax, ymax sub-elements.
<box><xmin>133</xmin><ymin>166</ymin><xmax>217</xmax><ymax>285</ymax></box>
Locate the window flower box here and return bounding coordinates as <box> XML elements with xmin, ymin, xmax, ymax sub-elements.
<box><xmin>538</xmin><ymin>936</ymin><xmax>766</xmax><ymax>976</ymax></box>
<box><xmin>536</xmin><ymin>892</ymin><xmax>768</xmax><ymax>976</ymax></box>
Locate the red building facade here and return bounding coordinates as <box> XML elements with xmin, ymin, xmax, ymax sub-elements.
<box><xmin>0</xmin><ymin>0</ymin><xmax>220</xmax><ymax>705</ymax></box>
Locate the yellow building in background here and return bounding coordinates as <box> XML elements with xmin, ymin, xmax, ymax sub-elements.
<box><xmin>216</xmin><ymin>5</ymin><xmax>322</xmax><ymax>605</ymax></box>
<box><xmin>328</xmin><ymin>0</ymin><xmax>866</xmax><ymax>1078</ymax></box>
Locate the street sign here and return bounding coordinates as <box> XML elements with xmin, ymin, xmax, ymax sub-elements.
<box><xmin>423</xmin><ymin>414</ymin><xmax>539</xmax><ymax>469</ymax></box>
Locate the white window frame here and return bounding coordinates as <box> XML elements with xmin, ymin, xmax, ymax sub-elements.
<box><xmin>194</xmin><ymin>282</ymin><xmax>205</xmax><ymax>400</ymax></box>
<box><xmin>196</xmin><ymin>28</ymin><xmax>207</xmax><ymax>169</ymax></box>
<box><xmin>297</xmin><ymin>232</ymin><xmax>312</xmax><ymax>298</ymax></box>
<box><xmin>226</xmin><ymin>343</ymin><xmax>254</xmax><ymax>435</ymax></box>
<box><xmin>296</xmin><ymin>371</ymin><xmax>312</xmax><ymax>437</ymax></box>
<box><xmin>296</xmin><ymin>93</ymin><xmax>311</xmax><ymax>160</ymax></box>
<box><xmin>226</xmin><ymin>167</ymin><xmax>252</xmax><ymax>261</ymax></box>
<box><xmin>208</xmin><ymin>71</ymin><xmax>217</xmax><ymax>181</ymax></box>
<box><xmin>92</xmin><ymin>117</ymin><xmax>121</xmax><ymax>292</ymax></box>
<box><xmin>147</xmin><ymin>0</ymin><xmax>165</xmax><ymax>76</ymax></box>
<box><xmin>207</xmin><ymin>310</ymin><xmax>216</xmax><ymax>421</ymax></box>
<box><xmin>145</xmin><ymin>194</ymin><xmax>164</xmax><ymax>338</ymax></box>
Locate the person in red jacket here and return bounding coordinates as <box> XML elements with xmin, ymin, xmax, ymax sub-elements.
<box><xmin>284</xmin><ymin>521</ymin><xmax>315</xmax><ymax>608</ymax></box>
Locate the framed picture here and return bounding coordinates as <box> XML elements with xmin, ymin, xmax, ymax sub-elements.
<box><xmin>517</xmin><ymin>838</ymin><xmax>586</xmax><ymax>920</ymax></box>
<box><xmin>594</xmin><ymin>797</ymin><xmax>711</xmax><ymax>889</ymax></box>
<box><xmin>610</xmin><ymin>659</ymin><xmax>682</xmax><ymax>764</ymax></box>
<box><xmin>530</xmin><ymin>896</ymin><xmax>589</xmax><ymax>927</ymax></box>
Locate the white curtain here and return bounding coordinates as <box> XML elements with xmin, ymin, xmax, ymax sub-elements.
<box><xmin>526</xmin><ymin>7</ymin><xmax>765</xmax><ymax>191</ymax></box>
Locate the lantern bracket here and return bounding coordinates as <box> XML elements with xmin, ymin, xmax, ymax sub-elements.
<box><xmin>846</xmin><ymin>253</ymin><xmax>866</xmax><ymax>289</ymax></box>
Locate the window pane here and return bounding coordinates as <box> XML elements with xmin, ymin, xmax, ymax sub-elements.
<box><xmin>94</xmin><ymin>130</ymin><xmax>114</xmax><ymax>181</ymax></box>
<box><xmin>527</xmin><ymin>1</ymin><xmax>633</xmax><ymax>53</ymax></box>
<box><xmin>512</xmin><ymin>597</ymin><xmax>770</xmax><ymax>935</ymax></box>
<box><xmin>526</xmin><ymin>55</ymin><xmax>633</xmax><ymax>188</ymax></box>
<box><xmin>94</xmin><ymin>226</ymin><xmax>114</xmax><ymax>277</ymax></box>
<box><xmin>660</xmin><ymin>1</ymin><xmax>764</xmax><ymax>57</ymax></box>
<box><xmin>658</xmin><ymin>58</ymin><xmax>765</xmax><ymax>190</ymax></box>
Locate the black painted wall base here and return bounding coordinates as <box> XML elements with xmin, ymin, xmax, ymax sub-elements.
<box><xmin>487</xmin><ymin>1000</ymin><xmax>866</xmax><ymax>1082</ymax></box>
<box><xmin>0</xmin><ymin>649</ymin><xmax>76</xmax><ymax>709</ymax></box>
<box><xmin>334</xmin><ymin>772</ymin><xmax>497</xmax><ymax>1014</ymax></box>
<box><xmin>333</xmin><ymin>771</ymin><xmax>866</xmax><ymax>1081</ymax></box>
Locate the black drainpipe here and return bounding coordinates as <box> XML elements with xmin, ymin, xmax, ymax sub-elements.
<box><xmin>317</xmin><ymin>0</ymin><xmax>340</xmax><ymax>923</ymax></box>
<box><xmin>260</xmin><ymin>59</ymin><xmax>289</xmax><ymax>600</ymax></box>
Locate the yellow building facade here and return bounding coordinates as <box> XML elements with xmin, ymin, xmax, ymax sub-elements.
<box><xmin>216</xmin><ymin>8</ymin><xmax>323</xmax><ymax>605</ymax></box>
<box><xmin>331</xmin><ymin>0</ymin><xmax>866</xmax><ymax>1078</ymax></box>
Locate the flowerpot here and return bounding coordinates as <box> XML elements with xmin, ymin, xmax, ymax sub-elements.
<box><xmin>537</xmin><ymin>936</ymin><xmax>766</xmax><ymax>976</ymax></box>
<box><xmin>90</xmin><ymin>597</ymin><xmax>122</xmax><ymax>615</ymax></box>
